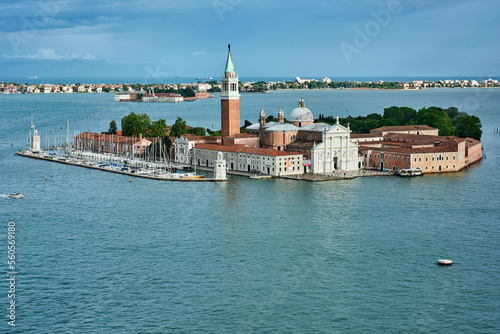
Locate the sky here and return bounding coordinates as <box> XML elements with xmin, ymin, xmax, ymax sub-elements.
<box><xmin>0</xmin><ymin>0</ymin><xmax>498</xmax><ymax>80</ymax></box>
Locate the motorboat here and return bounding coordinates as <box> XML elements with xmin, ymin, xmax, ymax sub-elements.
<box><xmin>397</xmin><ymin>168</ymin><xmax>423</xmax><ymax>177</ymax></box>
<box><xmin>438</xmin><ymin>259</ymin><xmax>452</xmax><ymax>265</ymax></box>
<box><xmin>7</xmin><ymin>193</ymin><xmax>23</xmax><ymax>199</ymax></box>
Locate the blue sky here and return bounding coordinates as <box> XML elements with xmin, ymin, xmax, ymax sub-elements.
<box><xmin>0</xmin><ymin>0</ymin><xmax>498</xmax><ymax>79</ymax></box>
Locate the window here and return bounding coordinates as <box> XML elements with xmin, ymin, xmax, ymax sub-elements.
<box><xmin>432</xmin><ymin>156</ymin><xmax>434</xmax><ymax>161</ymax></box>
<box><xmin>453</xmin><ymin>155</ymin><xmax>456</xmax><ymax>160</ymax></box>
<box><xmin>414</xmin><ymin>157</ymin><xmax>417</xmax><ymax>162</ymax></box>
<box><xmin>425</xmin><ymin>157</ymin><xmax>428</xmax><ymax>162</ymax></box>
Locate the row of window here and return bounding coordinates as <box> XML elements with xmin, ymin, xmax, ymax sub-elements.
<box><xmin>414</xmin><ymin>154</ymin><xmax>455</xmax><ymax>162</ymax></box>
<box><xmin>371</xmin><ymin>152</ymin><xmax>457</xmax><ymax>163</ymax></box>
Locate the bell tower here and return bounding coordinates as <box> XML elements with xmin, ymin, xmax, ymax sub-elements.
<box><xmin>220</xmin><ymin>44</ymin><xmax>240</xmax><ymax>137</ymax></box>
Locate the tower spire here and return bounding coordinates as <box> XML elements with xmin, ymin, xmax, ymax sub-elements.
<box><xmin>225</xmin><ymin>44</ymin><xmax>235</xmax><ymax>73</ymax></box>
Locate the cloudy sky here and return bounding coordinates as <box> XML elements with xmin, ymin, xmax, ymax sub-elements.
<box><xmin>0</xmin><ymin>0</ymin><xmax>498</xmax><ymax>79</ymax></box>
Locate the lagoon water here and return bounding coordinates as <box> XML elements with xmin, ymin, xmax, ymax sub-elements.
<box><xmin>1</xmin><ymin>88</ymin><xmax>499</xmax><ymax>333</ymax></box>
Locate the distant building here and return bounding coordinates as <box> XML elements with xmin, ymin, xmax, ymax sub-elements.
<box><xmin>142</xmin><ymin>93</ymin><xmax>183</xmax><ymax>103</ymax></box>
<box><xmin>295</xmin><ymin>77</ymin><xmax>318</xmax><ymax>84</ymax></box>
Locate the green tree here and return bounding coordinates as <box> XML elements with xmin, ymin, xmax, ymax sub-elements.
<box><xmin>454</xmin><ymin>114</ymin><xmax>482</xmax><ymax>140</ymax></box>
<box><xmin>445</xmin><ymin>107</ymin><xmax>460</xmax><ymax>121</ymax></box>
<box><xmin>170</xmin><ymin>117</ymin><xmax>187</xmax><ymax>138</ymax></box>
<box><xmin>266</xmin><ymin>115</ymin><xmax>279</xmax><ymax>123</ymax></box>
<box><xmin>108</xmin><ymin>120</ymin><xmax>117</xmax><ymax>135</ymax></box>
<box><xmin>150</xmin><ymin>119</ymin><xmax>168</xmax><ymax>138</ymax></box>
<box><xmin>186</xmin><ymin>127</ymin><xmax>206</xmax><ymax>136</ymax></box>
<box><xmin>415</xmin><ymin>107</ymin><xmax>455</xmax><ymax>136</ymax></box>
<box><xmin>383</xmin><ymin>106</ymin><xmax>416</xmax><ymax>125</ymax></box>
<box><xmin>121</xmin><ymin>112</ymin><xmax>151</xmax><ymax>137</ymax></box>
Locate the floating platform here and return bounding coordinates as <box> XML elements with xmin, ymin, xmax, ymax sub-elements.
<box><xmin>438</xmin><ymin>259</ymin><xmax>452</xmax><ymax>265</ymax></box>
<box><xmin>17</xmin><ymin>150</ymin><xmax>224</xmax><ymax>182</ymax></box>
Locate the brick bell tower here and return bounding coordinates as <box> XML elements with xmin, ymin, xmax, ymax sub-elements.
<box><xmin>220</xmin><ymin>44</ymin><xmax>240</xmax><ymax>137</ymax></box>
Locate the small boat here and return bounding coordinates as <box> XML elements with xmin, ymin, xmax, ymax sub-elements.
<box><xmin>438</xmin><ymin>259</ymin><xmax>452</xmax><ymax>265</ymax></box>
<box><xmin>7</xmin><ymin>193</ymin><xmax>23</xmax><ymax>199</ymax></box>
<box><xmin>397</xmin><ymin>168</ymin><xmax>423</xmax><ymax>177</ymax></box>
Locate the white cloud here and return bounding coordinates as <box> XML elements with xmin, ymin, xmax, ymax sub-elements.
<box><xmin>2</xmin><ymin>48</ymin><xmax>96</xmax><ymax>60</ymax></box>
<box><xmin>192</xmin><ymin>51</ymin><xmax>206</xmax><ymax>56</ymax></box>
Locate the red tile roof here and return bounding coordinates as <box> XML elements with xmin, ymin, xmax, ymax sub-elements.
<box><xmin>223</xmin><ymin>133</ymin><xmax>258</xmax><ymax>139</ymax></box>
<box><xmin>286</xmin><ymin>139</ymin><xmax>316</xmax><ymax>149</ymax></box>
<box><xmin>350</xmin><ymin>133</ymin><xmax>382</xmax><ymax>138</ymax></box>
<box><xmin>370</xmin><ymin>125</ymin><xmax>437</xmax><ymax>132</ymax></box>
<box><xmin>195</xmin><ymin>143</ymin><xmax>300</xmax><ymax>157</ymax></box>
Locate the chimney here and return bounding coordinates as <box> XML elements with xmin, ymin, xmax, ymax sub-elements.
<box><xmin>139</xmin><ymin>134</ymin><xmax>142</xmax><ymax>140</ymax></box>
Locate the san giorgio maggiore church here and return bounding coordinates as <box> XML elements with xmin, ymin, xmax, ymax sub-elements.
<box><xmin>175</xmin><ymin>46</ymin><xmax>360</xmax><ymax>176</ymax></box>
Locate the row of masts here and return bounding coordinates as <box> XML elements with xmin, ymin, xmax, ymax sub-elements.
<box><xmin>27</xmin><ymin>115</ymin><xmax>176</xmax><ymax>171</ymax></box>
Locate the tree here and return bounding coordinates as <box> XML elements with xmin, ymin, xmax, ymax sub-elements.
<box><xmin>108</xmin><ymin>120</ymin><xmax>117</xmax><ymax>135</ymax></box>
<box><xmin>150</xmin><ymin>119</ymin><xmax>168</xmax><ymax>138</ymax></box>
<box><xmin>455</xmin><ymin>114</ymin><xmax>482</xmax><ymax>140</ymax></box>
<box><xmin>414</xmin><ymin>107</ymin><xmax>455</xmax><ymax>136</ymax></box>
<box><xmin>266</xmin><ymin>115</ymin><xmax>278</xmax><ymax>123</ymax></box>
<box><xmin>445</xmin><ymin>107</ymin><xmax>460</xmax><ymax>121</ymax></box>
<box><xmin>383</xmin><ymin>106</ymin><xmax>416</xmax><ymax>125</ymax></box>
<box><xmin>121</xmin><ymin>112</ymin><xmax>151</xmax><ymax>137</ymax></box>
<box><xmin>187</xmin><ymin>127</ymin><xmax>206</xmax><ymax>136</ymax></box>
<box><xmin>170</xmin><ymin>117</ymin><xmax>187</xmax><ymax>138</ymax></box>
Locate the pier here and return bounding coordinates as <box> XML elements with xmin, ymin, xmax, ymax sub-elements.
<box><xmin>17</xmin><ymin>150</ymin><xmax>222</xmax><ymax>182</ymax></box>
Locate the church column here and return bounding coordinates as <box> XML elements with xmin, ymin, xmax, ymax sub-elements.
<box><xmin>346</xmin><ymin>135</ymin><xmax>350</xmax><ymax>169</ymax></box>
<box><xmin>339</xmin><ymin>136</ymin><xmax>343</xmax><ymax>170</ymax></box>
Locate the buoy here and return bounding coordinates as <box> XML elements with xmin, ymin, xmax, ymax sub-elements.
<box><xmin>45</xmin><ymin>175</ymin><xmax>48</xmax><ymax>181</ymax></box>
<box><xmin>438</xmin><ymin>259</ymin><xmax>452</xmax><ymax>265</ymax></box>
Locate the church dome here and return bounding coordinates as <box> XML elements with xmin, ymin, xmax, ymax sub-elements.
<box><xmin>289</xmin><ymin>97</ymin><xmax>313</xmax><ymax>122</ymax></box>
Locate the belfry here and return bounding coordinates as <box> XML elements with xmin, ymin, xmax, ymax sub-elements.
<box><xmin>220</xmin><ymin>44</ymin><xmax>240</xmax><ymax>137</ymax></box>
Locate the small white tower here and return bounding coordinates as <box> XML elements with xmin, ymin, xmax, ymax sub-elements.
<box><xmin>214</xmin><ymin>151</ymin><xmax>227</xmax><ymax>181</ymax></box>
<box><xmin>31</xmin><ymin>128</ymin><xmax>41</xmax><ymax>153</ymax></box>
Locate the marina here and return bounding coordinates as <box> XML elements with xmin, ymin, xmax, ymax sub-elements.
<box><xmin>17</xmin><ymin>150</ymin><xmax>218</xmax><ymax>182</ymax></box>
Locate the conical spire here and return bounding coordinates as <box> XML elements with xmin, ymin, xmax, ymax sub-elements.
<box><xmin>260</xmin><ymin>106</ymin><xmax>265</xmax><ymax>117</ymax></box>
<box><xmin>225</xmin><ymin>44</ymin><xmax>235</xmax><ymax>73</ymax></box>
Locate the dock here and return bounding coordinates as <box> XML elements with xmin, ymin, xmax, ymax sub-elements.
<box><xmin>17</xmin><ymin>150</ymin><xmax>222</xmax><ymax>182</ymax></box>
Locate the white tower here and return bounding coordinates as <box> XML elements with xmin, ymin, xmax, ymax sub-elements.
<box><xmin>31</xmin><ymin>128</ymin><xmax>41</xmax><ymax>153</ymax></box>
<box><xmin>214</xmin><ymin>151</ymin><xmax>227</xmax><ymax>181</ymax></box>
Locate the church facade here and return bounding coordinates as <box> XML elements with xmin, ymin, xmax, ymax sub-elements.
<box><xmin>246</xmin><ymin>99</ymin><xmax>360</xmax><ymax>173</ymax></box>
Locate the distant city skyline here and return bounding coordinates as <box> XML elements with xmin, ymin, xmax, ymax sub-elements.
<box><xmin>1</xmin><ymin>0</ymin><xmax>498</xmax><ymax>79</ymax></box>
